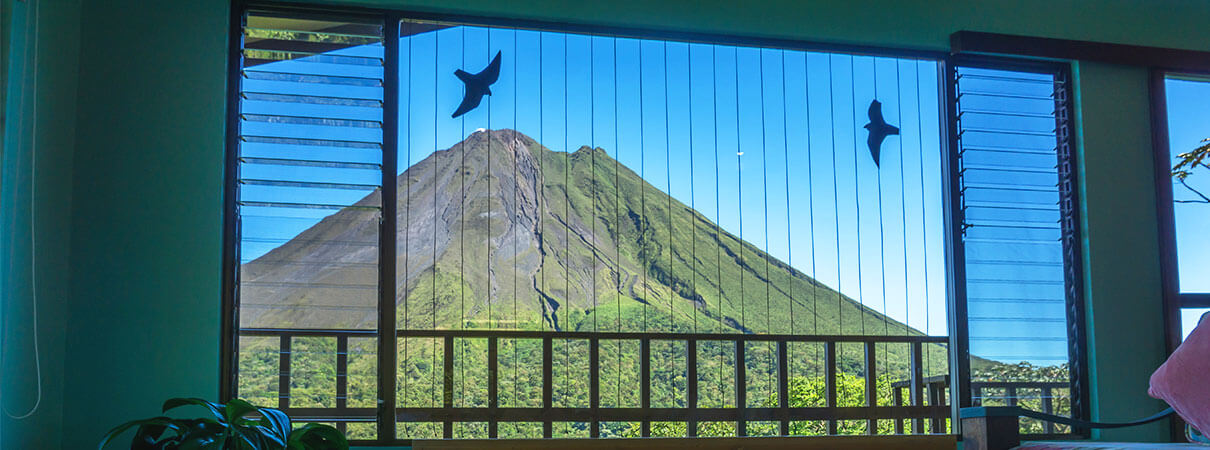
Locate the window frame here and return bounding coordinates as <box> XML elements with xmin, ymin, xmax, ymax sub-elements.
<box><xmin>219</xmin><ymin>1</ymin><xmax>1092</xmax><ymax>443</ymax></box>
<box><xmin>1150</xmin><ymin>69</ymin><xmax>1210</xmax><ymax>350</ymax></box>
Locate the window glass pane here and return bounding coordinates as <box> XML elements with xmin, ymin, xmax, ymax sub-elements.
<box><xmin>392</xmin><ymin>18</ymin><xmax>948</xmax><ymax>437</ymax></box>
<box><xmin>1164</xmin><ymin>75</ymin><xmax>1210</xmax><ymax>294</ymax></box>
<box><xmin>395</xmin><ymin>24</ymin><xmax>947</xmax><ymax>330</ymax></box>
<box><xmin>1182</xmin><ymin>308</ymin><xmax>1210</xmax><ymax>341</ymax></box>
<box><xmin>955</xmin><ymin>66</ymin><xmax>1077</xmax><ymax>431</ymax></box>
<box><xmin>237</xmin><ymin>12</ymin><xmax>384</xmax><ymax>330</ymax></box>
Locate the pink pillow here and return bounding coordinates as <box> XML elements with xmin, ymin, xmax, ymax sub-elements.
<box><xmin>1150</xmin><ymin>312</ymin><xmax>1210</xmax><ymax>435</ymax></box>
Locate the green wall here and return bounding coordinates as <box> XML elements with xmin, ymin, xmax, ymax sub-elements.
<box><xmin>0</xmin><ymin>0</ymin><xmax>1203</xmax><ymax>448</ymax></box>
<box><xmin>63</xmin><ymin>0</ymin><xmax>229</xmax><ymax>448</ymax></box>
<box><xmin>1072</xmin><ymin>62</ymin><xmax>1171</xmax><ymax>441</ymax></box>
<box><xmin>1</xmin><ymin>0</ymin><xmax>79</xmax><ymax>448</ymax></box>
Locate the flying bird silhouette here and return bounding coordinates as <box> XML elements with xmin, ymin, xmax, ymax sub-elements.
<box><xmin>452</xmin><ymin>51</ymin><xmax>502</xmax><ymax>118</ymax></box>
<box><xmin>863</xmin><ymin>99</ymin><xmax>899</xmax><ymax>167</ymax></box>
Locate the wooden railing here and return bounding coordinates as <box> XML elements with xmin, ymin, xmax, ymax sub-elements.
<box><xmin>239</xmin><ymin>328</ymin><xmax>955</xmax><ymax>439</ymax></box>
<box><xmin>972</xmin><ymin>380</ymin><xmax>1069</xmax><ymax>436</ymax></box>
<box><xmin>890</xmin><ymin>376</ymin><xmax>1070</xmax><ymax>436</ymax></box>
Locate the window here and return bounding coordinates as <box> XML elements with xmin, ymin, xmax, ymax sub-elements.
<box><xmin>1156</xmin><ymin>72</ymin><xmax>1210</xmax><ymax>343</ymax></box>
<box><xmin>948</xmin><ymin>61</ymin><xmax>1088</xmax><ymax>435</ymax></box>
<box><xmin>229</xmin><ymin>10</ymin><xmax>386</xmax><ymax>440</ymax></box>
<box><xmin>223</xmin><ymin>6</ymin><xmax>1088</xmax><ymax>444</ymax></box>
<box><xmin>1183</xmin><ymin>308</ymin><xmax>1209</xmax><ymax>341</ymax></box>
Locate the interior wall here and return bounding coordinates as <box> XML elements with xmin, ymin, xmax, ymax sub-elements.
<box><xmin>1072</xmin><ymin>62</ymin><xmax>1169</xmax><ymax>441</ymax></box>
<box><xmin>48</xmin><ymin>0</ymin><xmax>1202</xmax><ymax>448</ymax></box>
<box><xmin>0</xmin><ymin>0</ymin><xmax>80</xmax><ymax>448</ymax></box>
<box><xmin>62</xmin><ymin>1</ymin><xmax>228</xmax><ymax>449</ymax></box>
<box><xmin>320</xmin><ymin>0</ymin><xmax>1210</xmax><ymax>53</ymax></box>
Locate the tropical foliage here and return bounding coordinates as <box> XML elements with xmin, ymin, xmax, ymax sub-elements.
<box><xmin>99</xmin><ymin>398</ymin><xmax>347</xmax><ymax>450</ymax></box>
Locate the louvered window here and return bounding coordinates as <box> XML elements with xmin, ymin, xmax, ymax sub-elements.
<box><xmin>231</xmin><ymin>11</ymin><xmax>384</xmax><ymax>439</ymax></box>
<box><xmin>950</xmin><ymin>62</ymin><xmax>1087</xmax><ymax>436</ymax></box>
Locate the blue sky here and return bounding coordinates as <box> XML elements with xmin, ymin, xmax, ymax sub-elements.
<box><xmin>396</xmin><ymin>25</ymin><xmax>949</xmax><ymax>337</ymax></box>
<box><xmin>951</xmin><ymin>66</ymin><xmax>1071</xmax><ymax>366</ymax></box>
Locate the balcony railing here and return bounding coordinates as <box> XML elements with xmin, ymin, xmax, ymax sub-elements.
<box><xmin>972</xmin><ymin>380</ymin><xmax>1069</xmax><ymax>436</ymax></box>
<box><xmin>891</xmin><ymin>376</ymin><xmax>1070</xmax><ymax>437</ymax></box>
<box><xmin>240</xmin><ymin>328</ymin><xmax>964</xmax><ymax>439</ymax></box>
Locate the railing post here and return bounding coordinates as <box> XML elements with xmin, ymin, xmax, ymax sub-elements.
<box><xmin>736</xmin><ymin>340</ymin><xmax>747</xmax><ymax>437</ymax></box>
<box><xmin>590</xmin><ymin>337</ymin><xmax>600</xmax><ymax>438</ymax></box>
<box><xmin>443</xmin><ymin>336</ymin><xmax>454</xmax><ymax>439</ymax></box>
<box><xmin>687</xmin><ymin>339</ymin><xmax>698</xmax><ymax>437</ymax></box>
<box><xmin>542</xmin><ymin>337</ymin><xmax>552</xmax><ymax>438</ymax></box>
<box><xmin>1042</xmin><ymin>386</ymin><xmax>1055</xmax><ymax>434</ymax></box>
<box><xmin>929</xmin><ymin>381</ymin><xmax>945</xmax><ymax>433</ymax></box>
<box><xmin>279</xmin><ymin>335</ymin><xmax>291</xmax><ymax>410</ymax></box>
<box><xmin>488</xmin><ymin>337</ymin><xmax>498</xmax><ymax>438</ymax></box>
<box><xmin>778</xmin><ymin>340</ymin><xmax>789</xmax><ymax>436</ymax></box>
<box><xmin>337</xmin><ymin>336</ymin><xmax>349</xmax><ymax>409</ymax></box>
<box><xmin>1006</xmin><ymin>386</ymin><xmax>1018</xmax><ymax>407</ymax></box>
<box><xmin>641</xmin><ymin>338</ymin><xmax>651</xmax><ymax>437</ymax></box>
<box><xmin>910</xmin><ymin>341</ymin><xmax>924</xmax><ymax>433</ymax></box>
<box><xmin>865</xmin><ymin>341</ymin><xmax>877</xmax><ymax>435</ymax></box>
<box><xmin>894</xmin><ymin>386</ymin><xmax>904</xmax><ymax>434</ymax></box>
<box><xmin>825</xmin><ymin>341</ymin><xmax>837</xmax><ymax>435</ymax></box>
<box><xmin>336</xmin><ymin>336</ymin><xmax>349</xmax><ymax>435</ymax></box>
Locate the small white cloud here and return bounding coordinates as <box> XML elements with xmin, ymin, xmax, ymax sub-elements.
<box><xmin>737</xmin><ymin>151</ymin><xmax>744</xmax><ymax>156</ymax></box>
<box><xmin>476</xmin><ymin>128</ymin><xmax>487</xmax><ymax>133</ymax></box>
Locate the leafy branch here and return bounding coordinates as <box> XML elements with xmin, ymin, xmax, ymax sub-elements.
<box><xmin>1173</xmin><ymin>139</ymin><xmax>1210</xmax><ymax>203</ymax></box>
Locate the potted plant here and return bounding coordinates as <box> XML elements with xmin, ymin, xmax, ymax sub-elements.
<box><xmin>98</xmin><ymin>398</ymin><xmax>348</xmax><ymax>450</ymax></box>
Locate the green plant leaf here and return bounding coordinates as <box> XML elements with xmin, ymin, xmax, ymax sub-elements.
<box><xmin>174</xmin><ymin>419</ymin><xmax>227</xmax><ymax>450</ymax></box>
<box><xmin>287</xmin><ymin>423</ymin><xmax>348</xmax><ymax>450</ymax></box>
<box><xmin>131</xmin><ymin>420</ymin><xmax>178</xmax><ymax>450</ymax></box>
<box><xmin>230</xmin><ymin>426</ymin><xmax>269</xmax><ymax>450</ymax></box>
<box><xmin>131</xmin><ymin>424</ymin><xmax>166</xmax><ymax>448</ymax></box>
<box><xmin>99</xmin><ymin>417</ymin><xmax>181</xmax><ymax>450</ymax></box>
<box><xmin>224</xmin><ymin>398</ymin><xmax>261</xmax><ymax>422</ymax></box>
<box><xmin>177</xmin><ymin>437</ymin><xmax>225</xmax><ymax>450</ymax></box>
<box><xmin>163</xmin><ymin>398</ymin><xmax>226</xmax><ymax>420</ymax></box>
<box><xmin>258</xmin><ymin>406</ymin><xmax>292</xmax><ymax>443</ymax></box>
<box><xmin>249</xmin><ymin>423</ymin><xmax>287</xmax><ymax>447</ymax></box>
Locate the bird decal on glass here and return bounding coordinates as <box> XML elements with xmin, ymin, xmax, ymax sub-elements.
<box><xmin>863</xmin><ymin>99</ymin><xmax>899</xmax><ymax>167</ymax></box>
<box><xmin>452</xmin><ymin>51</ymin><xmax>502</xmax><ymax>118</ymax></box>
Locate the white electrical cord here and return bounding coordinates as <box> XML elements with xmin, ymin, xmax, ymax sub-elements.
<box><xmin>2</xmin><ymin>0</ymin><xmax>42</xmax><ymax>420</ymax></box>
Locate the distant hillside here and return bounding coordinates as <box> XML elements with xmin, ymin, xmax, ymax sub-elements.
<box><xmin>241</xmin><ymin>128</ymin><xmax>918</xmax><ymax>339</ymax></box>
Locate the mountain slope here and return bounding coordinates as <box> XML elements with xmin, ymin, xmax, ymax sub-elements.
<box><xmin>241</xmin><ymin>128</ymin><xmax>915</xmax><ymax>338</ymax></box>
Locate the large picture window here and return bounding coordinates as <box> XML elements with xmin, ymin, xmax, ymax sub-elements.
<box><xmin>224</xmin><ymin>6</ymin><xmax>1087</xmax><ymax>444</ymax></box>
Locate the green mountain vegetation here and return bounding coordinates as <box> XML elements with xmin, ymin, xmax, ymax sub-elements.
<box><xmin>235</xmin><ymin>129</ymin><xmax>1055</xmax><ymax>439</ymax></box>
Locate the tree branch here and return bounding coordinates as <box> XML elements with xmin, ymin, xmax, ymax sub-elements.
<box><xmin>1173</xmin><ymin>140</ymin><xmax>1210</xmax><ymax>204</ymax></box>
